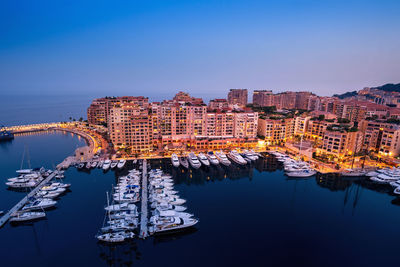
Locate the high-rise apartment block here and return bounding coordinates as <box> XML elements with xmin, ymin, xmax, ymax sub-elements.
<box><xmin>228</xmin><ymin>89</ymin><xmax>248</xmax><ymax>106</ymax></box>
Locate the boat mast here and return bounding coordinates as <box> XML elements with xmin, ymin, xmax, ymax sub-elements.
<box><xmin>20</xmin><ymin>146</ymin><xmax>25</xmax><ymax>171</ymax></box>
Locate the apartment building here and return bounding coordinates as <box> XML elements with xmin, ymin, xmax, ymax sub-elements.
<box><xmin>208</xmin><ymin>99</ymin><xmax>229</xmax><ymax>110</ymax></box>
<box><xmin>317</xmin><ymin>129</ymin><xmax>362</xmax><ymax>158</ymax></box>
<box><xmin>108</xmin><ymin>103</ymin><xmax>152</xmax><ymax>152</ymax></box>
<box><xmin>228</xmin><ymin>89</ymin><xmax>248</xmax><ymax>106</ymax></box>
<box><xmin>360</xmin><ymin>121</ymin><xmax>400</xmax><ymax>157</ymax></box>
<box><xmin>257</xmin><ymin>119</ymin><xmax>286</xmax><ymax>144</ymax></box>
<box><xmin>87</xmin><ymin>96</ymin><xmax>149</xmax><ymax>125</ymax></box>
<box><xmin>252</xmin><ymin>90</ymin><xmax>273</xmax><ymax>107</ymax></box>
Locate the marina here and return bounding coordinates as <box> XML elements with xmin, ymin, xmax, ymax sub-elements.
<box><xmin>2</xmin><ymin>131</ymin><xmax>400</xmax><ymax>266</ymax></box>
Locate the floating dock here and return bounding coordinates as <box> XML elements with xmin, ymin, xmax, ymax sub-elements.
<box><xmin>139</xmin><ymin>159</ymin><xmax>148</xmax><ymax>238</ymax></box>
<box><xmin>0</xmin><ymin>172</ymin><xmax>57</xmax><ymax>228</ymax></box>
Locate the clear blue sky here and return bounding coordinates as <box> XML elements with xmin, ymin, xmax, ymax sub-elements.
<box><xmin>0</xmin><ymin>0</ymin><xmax>399</xmax><ymax>101</ymax></box>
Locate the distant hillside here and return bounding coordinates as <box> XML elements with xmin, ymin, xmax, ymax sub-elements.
<box><xmin>333</xmin><ymin>91</ymin><xmax>358</xmax><ymax>99</ymax></box>
<box><xmin>372</xmin><ymin>83</ymin><xmax>400</xmax><ymax>92</ymax></box>
<box><xmin>332</xmin><ymin>83</ymin><xmax>400</xmax><ymax>99</ymax></box>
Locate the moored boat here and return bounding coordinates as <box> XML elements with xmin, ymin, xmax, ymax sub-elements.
<box><xmin>187</xmin><ymin>153</ymin><xmax>201</xmax><ymax>169</ymax></box>
<box><xmin>215</xmin><ymin>151</ymin><xmax>231</xmax><ymax>166</ymax></box>
<box><xmin>227</xmin><ymin>150</ymin><xmax>247</xmax><ymax>165</ymax></box>
<box><xmin>117</xmin><ymin>159</ymin><xmax>126</xmax><ymax>169</ymax></box>
<box><xmin>171</xmin><ymin>154</ymin><xmax>180</xmax><ymax>168</ymax></box>
<box><xmin>102</xmin><ymin>160</ymin><xmax>111</xmax><ymax>170</ymax></box>
<box><xmin>206</xmin><ymin>152</ymin><xmax>219</xmax><ymax>165</ymax></box>
<box><xmin>197</xmin><ymin>153</ymin><xmax>210</xmax><ymax>166</ymax></box>
<box><xmin>10</xmin><ymin>211</ymin><xmax>46</xmax><ymax>222</ymax></box>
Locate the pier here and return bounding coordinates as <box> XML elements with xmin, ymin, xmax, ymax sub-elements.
<box><xmin>0</xmin><ymin>171</ymin><xmax>58</xmax><ymax>228</ymax></box>
<box><xmin>139</xmin><ymin>159</ymin><xmax>148</xmax><ymax>238</ymax></box>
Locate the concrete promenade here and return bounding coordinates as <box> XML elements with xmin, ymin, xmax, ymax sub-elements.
<box><xmin>139</xmin><ymin>159</ymin><xmax>148</xmax><ymax>238</ymax></box>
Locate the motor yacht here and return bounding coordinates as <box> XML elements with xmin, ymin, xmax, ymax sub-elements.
<box><xmin>6</xmin><ymin>180</ymin><xmax>37</xmax><ymax>188</ymax></box>
<box><xmin>187</xmin><ymin>153</ymin><xmax>201</xmax><ymax>169</ymax></box>
<box><xmin>206</xmin><ymin>152</ymin><xmax>219</xmax><ymax>165</ymax></box>
<box><xmin>96</xmin><ymin>231</ymin><xmax>135</xmax><ymax>243</ymax></box>
<box><xmin>85</xmin><ymin>162</ymin><xmax>92</xmax><ymax>169</ymax></box>
<box><xmin>105</xmin><ymin>203</ymin><xmax>138</xmax><ymax>213</ymax></box>
<box><xmin>117</xmin><ymin>159</ymin><xmax>126</xmax><ymax>169</ymax></box>
<box><xmin>197</xmin><ymin>153</ymin><xmax>210</xmax><ymax>166</ymax></box>
<box><xmin>102</xmin><ymin>160</ymin><xmax>111</xmax><ymax>170</ymax></box>
<box><xmin>22</xmin><ymin>198</ymin><xmax>57</xmax><ymax>211</ymax></box>
<box><xmin>151</xmin><ymin>202</ymin><xmax>187</xmax><ymax>211</ymax></box>
<box><xmin>10</xmin><ymin>211</ymin><xmax>46</xmax><ymax>222</ymax></box>
<box><xmin>171</xmin><ymin>153</ymin><xmax>180</xmax><ymax>167</ymax></box>
<box><xmin>215</xmin><ymin>151</ymin><xmax>231</xmax><ymax>166</ymax></box>
<box><xmin>243</xmin><ymin>150</ymin><xmax>258</xmax><ymax>161</ymax></box>
<box><xmin>149</xmin><ymin>217</ymin><xmax>198</xmax><ymax>235</ymax></box>
<box><xmin>227</xmin><ymin>150</ymin><xmax>247</xmax><ymax>165</ymax></box>
<box><xmin>91</xmin><ymin>161</ymin><xmax>97</xmax><ymax>168</ymax></box>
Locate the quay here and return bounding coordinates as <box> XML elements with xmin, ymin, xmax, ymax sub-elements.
<box><xmin>0</xmin><ymin>171</ymin><xmax>58</xmax><ymax>228</ymax></box>
<box><xmin>139</xmin><ymin>159</ymin><xmax>148</xmax><ymax>238</ymax></box>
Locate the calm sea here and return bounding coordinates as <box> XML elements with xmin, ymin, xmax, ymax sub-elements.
<box><xmin>0</xmin><ymin>95</ymin><xmax>91</xmax><ymax>126</ymax></box>
<box><xmin>1</xmin><ymin>131</ymin><xmax>400</xmax><ymax>266</ymax></box>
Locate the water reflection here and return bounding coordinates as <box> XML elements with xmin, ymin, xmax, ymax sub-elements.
<box><xmin>97</xmin><ymin>241</ymin><xmax>140</xmax><ymax>266</ymax></box>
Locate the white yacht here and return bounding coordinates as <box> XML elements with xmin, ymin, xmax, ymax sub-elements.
<box><xmin>152</xmin><ymin>196</ymin><xmax>186</xmax><ymax>205</ymax></box>
<box><xmin>117</xmin><ymin>159</ymin><xmax>126</xmax><ymax>169</ymax></box>
<box><xmin>187</xmin><ymin>153</ymin><xmax>201</xmax><ymax>169</ymax></box>
<box><xmin>390</xmin><ymin>180</ymin><xmax>400</xmax><ymax>188</ymax></box>
<box><xmin>215</xmin><ymin>151</ymin><xmax>231</xmax><ymax>166</ymax></box>
<box><xmin>105</xmin><ymin>203</ymin><xmax>138</xmax><ymax>213</ymax></box>
<box><xmin>243</xmin><ymin>150</ymin><xmax>258</xmax><ymax>161</ymax></box>
<box><xmin>85</xmin><ymin>162</ymin><xmax>92</xmax><ymax>169</ymax></box>
<box><xmin>10</xmin><ymin>211</ymin><xmax>46</xmax><ymax>222</ymax></box>
<box><xmin>96</xmin><ymin>231</ymin><xmax>135</xmax><ymax>243</ymax></box>
<box><xmin>171</xmin><ymin>154</ymin><xmax>180</xmax><ymax>168</ymax></box>
<box><xmin>377</xmin><ymin>172</ymin><xmax>400</xmax><ymax>181</ymax></box>
<box><xmin>102</xmin><ymin>160</ymin><xmax>111</xmax><ymax>170</ymax></box>
<box><xmin>151</xmin><ymin>202</ymin><xmax>187</xmax><ymax>211</ymax></box>
<box><xmin>370</xmin><ymin>176</ymin><xmax>388</xmax><ymax>184</ymax></box>
<box><xmin>206</xmin><ymin>152</ymin><xmax>219</xmax><ymax>165</ymax></box>
<box><xmin>197</xmin><ymin>153</ymin><xmax>210</xmax><ymax>166</ymax></box>
<box><xmin>286</xmin><ymin>169</ymin><xmax>316</xmax><ymax>177</ymax></box>
<box><xmin>227</xmin><ymin>150</ymin><xmax>247</xmax><ymax>165</ymax></box>
<box><xmin>91</xmin><ymin>161</ymin><xmax>97</xmax><ymax>168</ymax></box>
<box><xmin>6</xmin><ymin>180</ymin><xmax>37</xmax><ymax>188</ymax></box>
<box><xmin>149</xmin><ymin>217</ymin><xmax>198</xmax><ymax>235</ymax></box>
<box><xmin>22</xmin><ymin>198</ymin><xmax>57</xmax><ymax>211</ymax></box>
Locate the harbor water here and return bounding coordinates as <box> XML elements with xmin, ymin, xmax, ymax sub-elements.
<box><xmin>1</xmin><ymin>132</ymin><xmax>400</xmax><ymax>266</ymax></box>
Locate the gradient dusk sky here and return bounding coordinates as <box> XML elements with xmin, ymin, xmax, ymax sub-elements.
<box><xmin>0</xmin><ymin>0</ymin><xmax>399</xmax><ymax>101</ymax></box>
